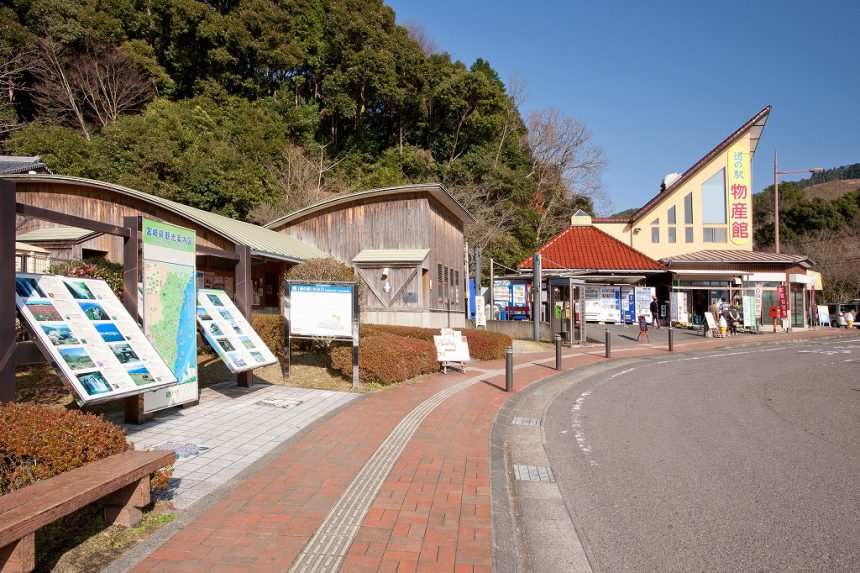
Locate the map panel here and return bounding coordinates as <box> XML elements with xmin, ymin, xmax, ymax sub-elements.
<box><xmin>196</xmin><ymin>289</ymin><xmax>277</xmax><ymax>372</ymax></box>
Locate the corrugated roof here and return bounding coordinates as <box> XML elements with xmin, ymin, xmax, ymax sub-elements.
<box><xmin>0</xmin><ymin>155</ymin><xmax>51</xmax><ymax>175</ymax></box>
<box><xmin>517</xmin><ymin>226</ymin><xmax>667</xmax><ymax>271</ymax></box>
<box><xmin>352</xmin><ymin>249</ymin><xmax>430</xmax><ymax>264</ymax></box>
<box><xmin>265</xmin><ymin>183</ymin><xmax>475</xmax><ymax>229</ymax></box>
<box><xmin>661</xmin><ymin>250</ymin><xmax>811</xmax><ymax>265</ymax></box>
<box><xmin>4</xmin><ymin>175</ymin><xmax>329</xmax><ymax>263</ymax></box>
<box><xmin>16</xmin><ymin>241</ymin><xmax>50</xmax><ymax>254</ymax></box>
<box><xmin>17</xmin><ymin>225</ymin><xmax>99</xmax><ymax>242</ymax></box>
<box><xmin>600</xmin><ymin>105</ymin><xmax>772</xmax><ymax>224</ymax></box>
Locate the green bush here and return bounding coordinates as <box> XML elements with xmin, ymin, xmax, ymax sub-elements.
<box><xmin>47</xmin><ymin>258</ymin><xmax>125</xmax><ymax>298</ymax></box>
<box><xmin>361</xmin><ymin>324</ymin><xmax>512</xmax><ymax>361</ymax></box>
<box><xmin>251</xmin><ymin>313</ymin><xmax>286</xmax><ymax>356</ymax></box>
<box><xmin>330</xmin><ymin>332</ymin><xmax>438</xmax><ymax>385</ymax></box>
<box><xmin>0</xmin><ymin>404</ymin><xmax>130</xmax><ymax>495</ymax></box>
<box><xmin>287</xmin><ymin>257</ymin><xmax>357</xmax><ymax>282</ymax></box>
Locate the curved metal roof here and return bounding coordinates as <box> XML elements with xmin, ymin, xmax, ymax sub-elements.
<box><xmin>4</xmin><ymin>174</ymin><xmax>329</xmax><ymax>263</ymax></box>
<box><xmin>264</xmin><ymin>183</ymin><xmax>475</xmax><ymax>229</ymax></box>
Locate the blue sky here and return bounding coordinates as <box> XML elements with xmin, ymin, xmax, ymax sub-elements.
<box><xmin>386</xmin><ymin>0</ymin><xmax>859</xmax><ymax>215</ymax></box>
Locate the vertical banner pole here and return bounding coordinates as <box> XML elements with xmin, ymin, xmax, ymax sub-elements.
<box><xmin>0</xmin><ymin>182</ymin><xmax>17</xmax><ymax>403</ymax></box>
<box><xmin>474</xmin><ymin>248</ymin><xmax>482</xmax><ymax>326</ymax></box>
<box><xmin>352</xmin><ymin>282</ymin><xmax>360</xmax><ymax>390</ymax></box>
<box><xmin>235</xmin><ymin>244</ymin><xmax>253</xmax><ymax>388</ymax></box>
<box><xmin>532</xmin><ymin>253</ymin><xmax>542</xmax><ymax>342</ymax></box>
<box><xmin>282</xmin><ymin>280</ymin><xmax>291</xmax><ymax>379</ymax></box>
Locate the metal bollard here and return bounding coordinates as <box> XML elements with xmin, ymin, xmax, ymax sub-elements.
<box><xmin>505</xmin><ymin>346</ymin><xmax>513</xmax><ymax>392</ymax></box>
<box><xmin>605</xmin><ymin>328</ymin><xmax>611</xmax><ymax>358</ymax></box>
<box><xmin>668</xmin><ymin>325</ymin><xmax>674</xmax><ymax>352</ymax></box>
<box><xmin>555</xmin><ymin>335</ymin><xmax>562</xmax><ymax>370</ymax></box>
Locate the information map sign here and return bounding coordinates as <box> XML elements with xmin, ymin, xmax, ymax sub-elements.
<box><xmin>197</xmin><ymin>289</ymin><xmax>277</xmax><ymax>372</ymax></box>
<box><xmin>287</xmin><ymin>283</ymin><xmax>354</xmax><ymax>338</ymax></box>
<box><xmin>15</xmin><ymin>273</ymin><xmax>176</xmax><ymax>404</ymax></box>
<box><xmin>141</xmin><ymin>218</ymin><xmax>198</xmax><ymax>413</ymax></box>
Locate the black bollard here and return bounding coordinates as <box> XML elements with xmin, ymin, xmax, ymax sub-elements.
<box><xmin>605</xmin><ymin>328</ymin><xmax>611</xmax><ymax>358</ymax></box>
<box><xmin>505</xmin><ymin>346</ymin><xmax>513</xmax><ymax>392</ymax></box>
<box><xmin>668</xmin><ymin>325</ymin><xmax>674</xmax><ymax>352</ymax></box>
<box><xmin>555</xmin><ymin>335</ymin><xmax>562</xmax><ymax>370</ymax></box>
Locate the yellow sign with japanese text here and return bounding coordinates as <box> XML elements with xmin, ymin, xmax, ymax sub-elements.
<box><xmin>726</xmin><ymin>142</ymin><xmax>752</xmax><ymax>245</ymax></box>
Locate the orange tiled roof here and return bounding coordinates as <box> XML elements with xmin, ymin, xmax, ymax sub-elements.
<box><xmin>517</xmin><ymin>226</ymin><xmax>667</xmax><ymax>271</ymax></box>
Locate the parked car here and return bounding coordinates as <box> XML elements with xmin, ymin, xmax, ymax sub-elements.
<box><xmin>826</xmin><ymin>301</ymin><xmax>860</xmax><ymax>328</ymax></box>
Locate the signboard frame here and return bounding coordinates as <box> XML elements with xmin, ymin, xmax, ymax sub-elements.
<box><xmin>15</xmin><ymin>273</ymin><xmax>177</xmax><ymax>405</ymax></box>
<box><xmin>197</xmin><ymin>288</ymin><xmax>278</xmax><ymax>372</ymax></box>
<box><xmin>285</xmin><ymin>280</ymin><xmax>360</xmax><ymax>389</ymax></box>
<box><xmin>140</xmin><ymin>217</ymin><xmax>198</xmax><ymax>414</ymax></box>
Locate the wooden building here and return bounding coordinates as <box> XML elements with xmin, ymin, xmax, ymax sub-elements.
<box><xmin>266</xmin><ymin>184</ymin><xmax>474</xmax><ymax>328</ymax></box>
<box><xmin>8</xmin><ymin>174</ymin><xmax>328</xmax><ymax>312</ymax></box>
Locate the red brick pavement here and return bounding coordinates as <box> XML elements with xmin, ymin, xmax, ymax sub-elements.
<box><xmin>131</xmin><ymin>328</ymin><xmax>851</xmax><ymax>572</ymax></box>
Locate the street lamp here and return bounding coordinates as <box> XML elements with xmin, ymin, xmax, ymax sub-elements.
<box><xmin>773</xmin><ymin>151</ymin><xmax>824</xmax><ymax>254</ymax></box>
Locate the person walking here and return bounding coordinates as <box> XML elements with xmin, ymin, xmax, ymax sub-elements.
<box><xmin>650</xmin><ymin>295</ymin><xmax>661</xmax><ymax>329</ymax></box>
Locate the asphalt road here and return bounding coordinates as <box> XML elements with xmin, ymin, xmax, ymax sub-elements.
<box><xmin>544</xmin><ymin>336</ymin><xmax>860</xmax><ymax>572</ymax></box>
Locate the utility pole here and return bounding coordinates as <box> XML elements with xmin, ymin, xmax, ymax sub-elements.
<box><xmin>532</xmin><ymin>253</ymin><xmax>542</xmax><ymax>342</ymax></box>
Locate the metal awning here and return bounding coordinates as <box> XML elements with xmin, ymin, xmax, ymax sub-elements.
<box><xmin>17</xmin><ymin>225</ymin><xmax>100</xmax><ymax>243</ymax></box>
<box><xmin>352</xmin><ymin>249</ymin><xmax>430</xmax><ymax>264</ymax></box>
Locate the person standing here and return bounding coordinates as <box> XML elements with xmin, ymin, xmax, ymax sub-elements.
<box><xmin>650</xmin><ymin>295</ymin><xmax>661</xmax><ymax>329</ymax></box>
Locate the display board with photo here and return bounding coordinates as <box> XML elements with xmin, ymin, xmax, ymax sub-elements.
<box><xmin>195</xmin><ymin>289</ymin><xmax>277</xmax><ymax>372</ymax></box>
<box><xmin>15</xmin><ymin>273</ymin><xmax>177</xmax><ymax>405</ymax></box>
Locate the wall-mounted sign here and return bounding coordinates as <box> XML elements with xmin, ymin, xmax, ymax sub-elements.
<box><xmin>140</xmin><ymin>218</ymin><xmax>198</xmax><ymax>413</ymax></box>
<box><xmin>15</xmin><ymin>273</ymin><xmax>176</xmax><ymax>404</ymax></box>
<box><xmin>287</xmin><ymin>283</ymin><xmax>354</xmax><ymax>338</ymax></box>
<box><xmin>197</xmin><ymin>289</ymin><xmax>277</xmax><ymax>372</ymax></box>
<box><xmin>726</xmin><ymin>142</ymin><xmax>752</xmax><ymax>245</ymax></box>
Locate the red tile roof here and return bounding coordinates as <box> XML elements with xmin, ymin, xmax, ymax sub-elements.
<box><xmin>517</xmin><ymin>226</ymin><xmax>667</xmax><ymax>271</ymax></box>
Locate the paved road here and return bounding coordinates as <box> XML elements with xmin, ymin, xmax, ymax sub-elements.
<box><xmin>543</xmin><ymin>336</ymin><xmax>860</xmax><ymax>572</ymax></box>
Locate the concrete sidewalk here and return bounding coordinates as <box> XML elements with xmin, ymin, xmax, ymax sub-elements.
<box><xmin>117</xmin><ymin>328</ymin><xmax>854</xmax><ymax>573</ymax></box>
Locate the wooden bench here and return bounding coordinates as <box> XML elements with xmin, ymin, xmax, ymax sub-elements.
<box><xmin>0</xmin><ymin>450</ymin><xmax>174</xmax><ymax>573</ymax></box>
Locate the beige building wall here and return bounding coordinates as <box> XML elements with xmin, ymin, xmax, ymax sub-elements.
<box><xmin>595</xmin><ymin>131</ymin><xmax>755</xmax><ymax>260</ymax></box>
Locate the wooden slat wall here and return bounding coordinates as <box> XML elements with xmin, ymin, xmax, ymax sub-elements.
<box><xmin>278</xmin><ymin>193</ymin><xmax>466</xmax><ymax>312</ymax></box>
<box><xmin>16</xmin><ymin>182</ymin><xmax>234</xmax><ymax>261</ymax></box>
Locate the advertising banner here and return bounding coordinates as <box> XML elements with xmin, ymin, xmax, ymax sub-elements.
<box><xmin>288</xmin><ymin>283</ymin><xmax>354</xmax><ymax>338</ymax></box>
<box><xmin>742</xmin><ymin>295</ymin><xmax>757</xmax><ymax>328</ymax></box>
<box><xmin>15</xmin><ymin>273</ymin><xmax>176</xmax><ymax>405</ymax></box>
<box><xmin>755</xmin><ymin>283</ymin><xmax>763</xmax><ymax>322</ymax></box>
<box><xmin>776</xmin><ymin>285</ymin><xmax>788</xmax><ymax>319</ymax></box>
<box><xmin>670</xmin><ymin>291</ymin><xmax>689</xmax><ymax>324</ymax></box>
<box><xmin>197</xmin><ymin>289</ymin><xmax>278</xmax><ymax>372</ymax></box>
<box><xmin>726</xmin><ymin>142</ymin><xmax>752</xmax><ymax>246</ymax></box>
<box><xmin>141</xmin><ymin>218</ymin><xmax>198</xmax><ymax>413</ymax></box>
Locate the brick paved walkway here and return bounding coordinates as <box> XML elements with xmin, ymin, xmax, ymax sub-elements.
<box><xmin>128</xmin><ymin>328</ymin><xmax>850</xmax><ymax>573</ymax></box>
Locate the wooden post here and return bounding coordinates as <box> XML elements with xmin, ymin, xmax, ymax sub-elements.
<box><xmin>0</xmin><ymin>181</ymin><xmax>17</xmax><ymax>403</ymax></box>
<box><xmin>0</xmin><ymin>532</ymin><xmax>35</xmax><ymax>572</ymax></box>
<box><xmin>104</xmin><ymin>476</ymin><xmax>150</xmax><ymax>527</ymax></box>
<box><xmin>121</xmin><ymin>217</ymin><xmax>152</xmax><ymax>424</ymax></box>
<box><xmin>234</xmin><ymin>244</ymin><xmax>253</xmax><ymax>388</ymax></box>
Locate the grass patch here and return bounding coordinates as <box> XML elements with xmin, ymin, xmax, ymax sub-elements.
<box><xmin>36</xmin><ymin>502</ymin><xmax>174</xmax><ymax>573</ymax></box>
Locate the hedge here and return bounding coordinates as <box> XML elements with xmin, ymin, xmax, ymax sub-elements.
<box><xmin>0</xmin><ymin>404</ymin><xmax>130</xmax><ymax>495</ymax></box>
<box><xmin>330</xmin><ymin>331</ymin><xmax>438</xmax><ymax>385</ymax></box>
<box><xmin>361</xmin><ymin>324</ymin><xmax>512</xmax><ymax>361</ymax></box>
<box><xmin>251</xmin><ymin>313</ymin><xmax>286</xmax><ymax>356</ymax></box>
<box><xmin>47</xmin><ymin>258</ymin><xmax>124</xmax><ymax>298</ymax></box>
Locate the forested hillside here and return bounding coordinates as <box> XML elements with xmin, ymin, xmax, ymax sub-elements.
<box><xmin>754</xmin><ymin>163</ymin><xmax>860</xmax><ymax>300</ymax></box>
<box><xmin>0</xmin><ymin>0</ymin><xmax>606</xmax><ymax>267</ymax></box>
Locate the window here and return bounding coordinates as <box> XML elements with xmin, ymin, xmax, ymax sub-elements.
<box><xmin>685</xmin><ymin>227</ymin><xmax>694</xmax><ymax>243</ymax></box>
<box><xmin>668</xmin><ymin>227</ymin><xmax>676</xmax><ymax>243</ymax></box>
<box><xmin>703</xmin><ymin>228</ymin><xmax>727</xmax><ymax>242</ymax></box>
<box><xmin>684</xmin><ymin>193</ymin><xmax>693</xmax><ymax>224</ymax></box>
<box><xmin>701</xmin><ymin>169</ymin><xmax>726</xmax><ymax>224</ymax></box>
<box><xmin>667</xmin><ymin>206</ymin><xmax>676</xmax><ymax>225</ymax></box>
<box><xmin>651</xmin><ymin>227</ymin><xmax>660</xmax><ymax>243</ymax></box>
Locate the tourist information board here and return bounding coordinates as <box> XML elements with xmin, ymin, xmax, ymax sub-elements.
<box><xmin>15</xmin><ymin>273</ymin><xmax>176</xmax><ymax>404</ymax></box>
<box><xmin>287</xmin><ymin>283</ymin><xmax>354</xmax><ymax>338</ymax></box>
<box><xmin>141</xmin><ymin>218</ymin><xmax>198</xmax><ymax>413</ymax></box>
<box><xmin>196</xmin><ymin>289</ymin><xmax>277</xmax><ymax>372</ymax></box>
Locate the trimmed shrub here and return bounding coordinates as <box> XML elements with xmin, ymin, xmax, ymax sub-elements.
<box><xmin>251</xmin><ymin>313</ymin><xmax>286</xmax><ymax>356</ymax></box>
<box><xmin>287</xmin><ymin>257</ymin><xmax>357</xmax><ymax>282</ymax></box>
<box><xmin>47</xmin><ymin>258</ymin><xmax>124</xmax><ymax>298</ymax></box>
<box><xmin>330</xmin><ymin>332</ymin><xmax>438</xmax><ymax>385</ymax></box>
<box><xmin>361</xmin><ymin>324</ymin><xmax>512</xmax><ymax>361</ymax></box>
<box><xmin>0</xmin><ymin>404</ymin><xmax>130</xmax><ymax>495</ymax></box>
